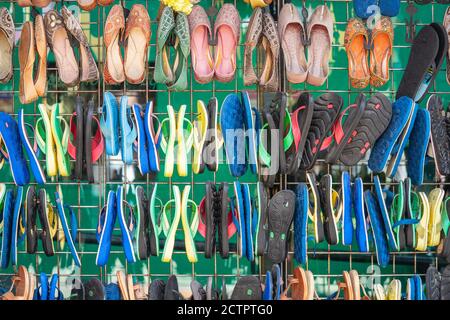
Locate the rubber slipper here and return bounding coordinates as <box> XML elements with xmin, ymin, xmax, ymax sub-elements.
<box><xmin>263</xmin><ymin>270</ymin><xmax>273</xmax><ymax>300</ymax></box>
<box><xmin>144</xmin><ymin>101</ymin><xmax>161</xmax><ymax>173</ymax></box>
<box><xmin>0</xmin><ymin>190</ymin><xmax>13</xmax><ymax>268</ymax></box>
<box><xmin>279</xmin><ymin>102</ymin><xmax>296</xmax><ymax>175</ymax></box>
<box><xmin>266</xmin><ymin>189</ymin><xmax>295</xmax><ymax>263</ymax></box>
<box><xmin>306</xmin><ymin>172</ymin><xmax>324</xmax><ymax>243</ymax></box>
<box><xmin>0</xmin><ymin>112</ymin><xmax>30</xmax><ymax>185</ymax></box>
<box><xmin>441</xmin><ymin>265</ymin><xmax>450</xmax><ymax>300</ymax></box>
<box><xmin>95</xmin><ymin>190</ymin><xmax>117</xmax><ymax>266</ymax></box>
<box><xmin>271</xmin><ymin>264</ymin><xmax>281</xmax><ymax>300</ymax></box>
<box><xmin>390</xmin><ymin>180</ymin><xmax>406</xmax><ymax>250</ymax></box>
<box><xmin>290</xmin><ymin>267</ymin><xmax>308</xmax><ymax>300</ymax></box>
<box><xmin>341</xmin><ymin>171</ymin><xmax>353</xmax><ymax>246</ymax></box>
<box><xmin>119</xmin><ymin>96</ymin><xmax>137</xmax><ymax>165</ymax></box>
<box><xmin>232</xmin><ymin>181</ymin><xmax>247</xmax><ymax>258</ymax></box>
<box><xmin>415</xmin><ymin>191</ymin><xmax>430</xmax><ymax>251</ymax></box>
<box><xmin>135</xmin><ymin>186</ymin><xmax>150</xmax><ymax>260</ymax></box>
<box><xmin>180</xmin><ymin>186</ymin><xmax>198</xmax><ymax>263</ymax></box>
<box><xmin>254</xmin><ymin>182</ymin><xmax>268</xmax><ymax>257</ymax></box>
<box><xmin>364</xmin><ymin>190</ymin><xmax>390</xmax><ymax>267</ymax></box>
<box><xmin>55</xmin><ymin>187</ymin><xmax>81</xmax><ymax>267</ymax></box>
<box><xmin>203</xmin><ymin>182</ymin><xmax>216</xmax><ymax>259</ymax></box>
<box><xmin>204</xmin><ymin>97</ymin><xmax>221</xmax><ymax>172</ymax></box>
<box><xmin>34</xmin><ymin>272</ymin><xmax>48</xmax><ymax>300</ymax></box>
<box><xmin>405</xmin><ymin>178</ymin><xmax>420</xmax><ymax>249</ymax></box>
<box><xmin>11</xmin><ymin>186</ymin><xmax>24</xmax><ymax>266</ymax></box>
<box><xmin>319</xmin><ymin>174</ymin><xmax>341</xmax><ymax>245</ymax></box>
<box><xmin>334</xmin><ymin>271</ymin><xmax>354</xmax><ymax>300</ymax></box>
<box><xmin>414</xmin><ymin>275</ymin><xmax>424</xmax><ymax>300</ymax></box>
<box><xmin>386</xmin><ymin>279</ymin><xmax>401</xmax><ymax>300</ymax></box>
<box><xmin>164</xmin><ymin>275</ymin><xmax>182</xmax><ymax>300</ymax></box>
<box><xmin>48</xmin><ymin>274</ymin><xmax>63</xmax><ymax>300</ymax></box>
<box><xmin>161</xmin><ymin>186</ymin><xmax>182</xmax><ymax>262</ymax></box>
<box><xmin>374</xmin><ymin>176</ymin><xmax>398</xmax><ymax>252</ymax></box>
<box><xmin>445</xmin><ymin>8</ymin><xmax>450</xmax><ymax>85</ymax></box>
<box><xmin>148</xmin><ymin>279</ymin><xmax>165</xmax><ymax>300</ymax></box>
<box><xmin>231</xmin><ymin>276</ymin><xmax>261</xmax><ymax>300</ymax></box>
<box><xmin>339</xmin><ymin>93</ymin><xmax>393</xmax><ymax>166</ymax></box>
<box><xmin>428</xmin><ymin>188</ymin><xmax>444</xmax><ymax>248</ymax></box>
<box><xmin>353</xmin><ymin>177</ymin><xmax>369</xmax><ymax>252</ymax></box>
<box><xmin>100</xmin><ymin>92</ymin><xmax>120</xmax><ymax>156</ymax></box>
<box><xmin>18</xmin><ymin>109</ymin><xmax>46</xmax><ymax>184</ymax></box>
<box><xmin>116</xmin><ymin>186</ymin><xmax>136</xmax><ymax>264</ymax></box>
<box><xmin>85</xmin><ymin>278</ymin><xmax>105</xmax><ymax>300</ymax></box>
<box><xmin>192</xmin><ymin>99</ymin><xmax>208</xmax><ymax>174</ymax></box>
<box><xmin>190</xmin><ymin>280</ymin><xmax>206</xmax><ymax>300</ymax></box>
<box><xmin>325</xmin><ymin>94</ymin><xmax>366</xmax><ymax>164</ymax></box>
<box><xmin>85</xmin><ymin>99</ymin><xmax>102</xmax><ymax>182</ymax></box>
<box><xmin>242</xmin><ymin>183</ymin><xmax>254</xmax><ymax>262</ymax></box>
<box><xmin>175</xmin><ymin>105</ymin><xmax>192</xmax><ymax>177</ymax></box>
<box><xmin>291</xmin><ymin>92</ymin><xmax>314</xmax><ymax>170</ymax></box>
<box><xmin>442</xmin><ymin>196</ymin><xmax>450</xmax><ymax>238</ymax></box>
<box><xmin>37</xmin><ymin>189</ymin><xmax>56</xmax><ymax>257</ymax></box>
<box><xmin>50</xmin><ymin>104</ymin><xmax>71</xmax><ymax>177</ymax></box>
<box><xmin>397</xmin><ymin>24</ymin><xmax>448</xmax><ymax>103</ymax></box>
<box><xmin>148</xmin><ymin>184</ymin><xmax>162</xmax><ymax>257</ymax></box>
<box><xmin>426</xmin><ymin>265</ymin><xmax>441</xmax><ymax>300</ymax></box>
<box><xmin>368</xmin><ymin>96</ymin><xmax>415</xmax><ymax>173</ymax></box>
<box><xmin>160</xmin><ymin>105</ymin><xmax>176</xmax><ymax>177</ymax></box>
<box><xmin>126</xmin><ymin>274</ymin><xmax>136</xmax><ymax>300</ymax></box>
<box><xmin>242</xmin><ymin>91</ymin><xmax>259</xmax><ymax>174</ymax></box>
<box><xmin>69</xmin><ymin>278</ymin><xmax>85</xmax><ymax>300</ymax></box>
<box><xmin>406</xmin><ymin>108</ymin><xmax>431</xmax><ymax>186</ymax></box>
<box><xmin>69</xmin><ymin>97</ymin><xmax>84</xmax><ymax>180</ymax></box>
<box><xmin>25</xmin><ymin>186</ymin><xmax>37</xmax><ymax>254</ymax></box>
<box><xmin>373</xmin><ymin>283</ymin><xmax>386</xmax><ymax>300</ymax></box>
<box><xmin>427</xmin><ymin>95</ymin><xmax>450</xmax><ymax>177</ymax></box>
<box><xmin>301</xmin><ymin>93</ymin><xmax>343</xmax><ymax>170</ymax></box>
<box><xmin>132</xmin><ymin>104</ymin><xmax>150</xmax><ymax>176</ymax></box>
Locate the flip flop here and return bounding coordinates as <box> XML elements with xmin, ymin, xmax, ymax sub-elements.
<box><xmin>353</xmin><ymin>177</ymin><xmax>369</xmax><ymax>252</ymax></box>
<box><xmin>242</xmin><ymin>91</ymin><xmax>259</xmax><ymax>174</ymax></box>
<box><xmin>2</xmin><ymin>266</ymin><xmax>31</xmax><ymax>300</ymax></box>
<box><xmin>179</xmin><ymin>186</ymin><xmax>199</xmax><ymax>263</ymax></box>
<box><xmin>254</xmin><ymin>182</ymin><xmax>268</xmax><ymax>257</ymax></box>
<box><xmin>148</xmin><ymin>279</ymin><xmax>165</xmax><ymax>300</ymax></box>
<box><xmin>190</xmin><ymin>280</ymin><xmax>206</xmax><ymax>300</ymax></box>
<box><xmin>135</xmin><ymin>186</ymin><xmax>150</xmax><ymax>260</ymax></box>
<box><xmin>50</xmin><ymin>104</ymin><xmax>71</xmax><ymax>177</ymax></box>
<box><xmin>275</xmin><ymin>92</ymin><xmax>294</xmax><ymax>174</ymax></box>
<box><xmin>34</xmin><ymin>272</ymin><xmax>48</xmax><ymax>300</ymax></box>
<box><xmin>379</xmin><ymin>0</ymin><xmax>400</xmax><ymax>17</ymax></box>
<box><xmin>319</xmin><ymin>174</ymin><xmax>341</xmax><ymax>245</ymax></box>
<box><xmin>341</xmin><ymin>171</ymin><xmax>353</xmax><ymax>246</ymax></box>
<box><xmin>149</xmin><ymin>184</ymin><xmax>162</xmax><ymax>257</ymax></box>
<box><xmin>100</xmin><ymin>92</ymin><xmax>120</xmax><ymax>156</ymax></box>
<box><xmin>374</xmin><ymin>176</ymin><xmax>398</xmax><ymax>252</ymax></box>
<box><xmin>25</xmin><ymin>186</ymin><xmax>38</xmax><ymax>254</ymax></box>
<box><xmin>204</xmin><ymin>97</ymin><xmax>220</xmax><ymax>172</ymax></box>
<box><xmin>116</xmin><ymin>186</ymin><xmax>136</xmax><ymax>264</ymax></box>
<box><xmin>144</xmin><ymin>101</ymin><xmax>161</xmax><ymax>173</ymax></box>
<box><xmin>69</xmin><ymin>97</ymin><xmax>84</xmax><ymax>180</ymax></box>
<box><xmin>95</xmin><ymin>190</ymin><xmax>117</xmax><ymax>266</ymax></box>
<box><xmin>301</xmin><ymin>93</ymin><xmax>343</xmax><ymax>170</ymax></box>
<box><xmin>339</xmin><ymin>93</ymin><xmax>393</xmax><ymax>166</ymax></box>
<box><xmin>307</xmin><ymin>172</ymin><xmax>324</xmax><ymax>243</ymax></box>
<box><xmin>0</xmin><ymin>112</ymin><xmax>30</xmax><ymax>185</ymax></box>
<box><xmin>132</xmin><ymin>104</ymin><xmax>150</xmax><ymax>175</ymax></box>
<box><xmin>406</xmin><ymin>109</ymin><xmax>431</xmax><ymax>186</ymax></box>
<box><xmin>266</xmin><ymin>189</ymin><xmax>295</xmax><ymax>263</ymax></box>
<box><xmin>442</xmin><ymin>196</ymin><xmax>450</xmax><ymax>239</ymax></box>
<box><xmin>231</xmin><ymin>276</ymin><xmax>262</xmax><ymax>300</ymax></box>
<box><xmin>271</xmin><ymin>264</ymin><xmax>281</xmax><ymax>300</ymax></box>
<box><xmin>414</xmin><ymin>275</ymin><xmax>424</xmax><ymax>300</ymax></box>
<box><xmin>426</xmin><ymin>265</ymin><xmax>441</xmax><ymax>300</ymax></box>
<box><xmin>85</xmin><ymin>278</ymin><xmax>105</xmax><ymax>300</ymax></box>
<box><xmin>18</xmin><ymin>109</ymin><xmax>46</xmax><ymax>184</ymax></box>
<box><xmin>161</xmin><ymin>186</ymin><xmax>182</xmax><ymax>262</ymax></box>
<box><xmin>368</xmin><ymin>96</ymin><xmax>415</xmax><ymax>173</ymax></box>
<box><xmin>192</xmin><ymin>100</ymin><xmax>208</xmax><ymax>174</ymax></box>
<box><xmin>48</xmin><ymin>274</ymin><xmax>63</xmax><ymax>300</ymax></box>
<box><xmin>334</xmin><ymin>271</ymin><xmax>354</xmax><ymax>300</ymax></box>
<box><xmin>37</xmin><ymin>189</ymin><xmax>56</xmax><ymax>257</ymax></box>
<box><xmin>117</xmin><ymin>271</ymin><xmax>129</xmax><ymax>300</ymax></box>
<box><xmin>175</xmin><ymin>105</ymin><xmax>193</xmax><ymax>177</ymax></box>
<box><xmin>10</xmin><ymin>186</ymin><xmax>24</xmax><ymax>266</ymax></box>
<box><xmin>390</xmin><ymin>180</ymin><xmax>406</xmax><ymax>250</ymax></box>
<box><xmin>164</xmin><ymin>275</ymin><xmax>182</xmax><ymax>300</ymax></box>
<box><xmin>119</xmin><ymin>96</ymin><xmax>137</xmax><ymax>165</ymax></box>
<box><xmin>242</xmin><ymin>184</ymin><xmax>254</xmax><ymax>262</ymax></box>
<box><xmin>396</xmin><ymin>24</ymin><xmax>448</xmax><ymax>103</ymax></box>
<box><xmin>232</xmin><ymin>181</ymin><xmax>247</xmax><ymax>258</ymax></box>
<box><xmin>263</xmin><ymin>270</ymin><xmax>273</xmax><ymax>300</ymax></box>
<box><xmin>387</xmin><ymin>279</ymin><xmax>402</xmax><ymax>300</ymax></box>
<box><xmin>161</xmin><ymin>105</ymin><xmax>177</xmax><ymax>177</ymax></box>
<box><xmin>428</xmin><ymin>188</ymin><xmax>444</xmax><ymax>248</ymax></box>
<box><xmin>405</xmin><ymin>178</ymin><xmax>420</xmax><ymax>249</ymax></box>
<box><xmin>441</xmin><ymin>265</ymin><xmax>450</xmax><ymax>300</ymax></box>
<box><xmin>415</xmin><ymin>191</ymin><xmax>430</xmax><ymax>251</ymax></box>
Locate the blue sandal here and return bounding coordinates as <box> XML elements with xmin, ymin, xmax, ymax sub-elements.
<box><xmin>96</xmin><ymin>190</ymin><xmax>117</xmax><ymax>266</ymax></box>
<box><xmin>100</xmin><ymin>92</ymin><xmax>120</xmax><ymax>156</ymax></box>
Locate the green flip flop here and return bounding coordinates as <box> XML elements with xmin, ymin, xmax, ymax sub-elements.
<box><xmin>36</xmin><ymin>104</ymin><xmax>58</xmax><ymax>177</ymax></box>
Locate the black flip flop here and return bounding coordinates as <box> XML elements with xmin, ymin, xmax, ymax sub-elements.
<box><xmin>74</xmin><ymin>96</ymin><xmax>84</xmax><ymax>181</ymax></box>
<box><xmin>205</xmin><ymin>182</ymin><xmax>216</xmax><ymax>259</ymax></box>
<box><xmin>326</xmin><ymin>94</ymin><xmax>366</xmax><ymax>164</ymax></box>
<box><xmin>190</xmin><ymin>280</ymin><xmax>206</xmax><ymax>300</ymax></box>
<box><xmin>300</xmin><ymin>93</ymin><xmax>343</xmax><ymax>170</ymax></box>
<box><xmin>440</xmin><ymin>265</ymin><xmax>450</xmax><ymax>300</ymax></box>
<box><xmin>426</xmin><ymin>266</ymin><xmax>441</xmax><ymax>300</ymax></box>
<box><xmin>319</xmin><ymin>174</ymin><xmax>339</xmax><ymax>245</ymax></box>
<box><xmin>307</xmin><ymin>172</ymin><xmax>325</xmax><ymax>243</ymax></box>
<box><xmin>164</xmin><ymin>275</ymin><xmax>182</xmax><ymax>300</ymax></box>
<box><xmin>136</xmin><ymin>186</ymin><xmax>150</xmax><ymax>260</ymax></box>
<box><xmin>266</xmin><ymin>190</ymin><xmax>296</xmax><ymax>264</ymax></box>
<box><xmin>255</xmin><ymin>182</ymin><xmax>268</xmax><ymax>257</ymax></box>
<box><xmin>148</xmin><ymin>279</ymin><xmax>165</xmax><ymax>300</ymax></box>
<box><xmin>289</xmin><ymin>92</ymin><xmax>314</xmax><ymax>174</ymax></box>
<box><xmin>219</xmin><ymin>182</ymin><xmax>229</xmax><ymax>259</ymax></box>
<box><xmin>339</xmin><ymin>93</ymin><xmax>392</xmax><ymax>166</ymax></box>
<box><xmin>404</xmin><ymin>178</ymin><xmax>415</xmax><ymax>249</ymax></box>
<box><xmin>85</xmin><ymin>278</ymin><xmax>105</xmax><ymax>300</ymax></box>
<box><xmin>38</xmin><ymin>189</ymin><xmax>54</xmax><ymax>257</ymax></box>
<box><xmin>427</xmin><ymin>95</ymin><xmax>450</xmax><ymax>176</ymax></box>
<box><xmin>397</xmin><ymin>23</ymin><xmax>448</xmax><ymax>103</ymax></box>
<box><xmin>204</xmin><ymin>97</ymin><xmax>218</xmax><ymax>172</ymax></box>
<box><xmin>85</xmin><ymin>99</ymin><xmax>95</xmax><ymax>183</ymax></box>
<box><xmin>231</xmin><ymin>276</ymin><xmax>262</xmax><ymax>300</ymax></box>
<box><xmin>26</xmin><ymin>186</ymin><xmax>38</xmax><ymax>254</ymax></box>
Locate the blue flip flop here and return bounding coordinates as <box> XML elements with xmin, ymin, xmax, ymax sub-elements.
<box><xmin>369</xmin><ymin>96</ymin><xmax>416</xmax><ymax>173</ymax></box>
<box><xmin>379</xmin><ymin>0</ymin><xmax>400</xmax><ymax>17</ymax></box>
<box><xmin>55</xmin><ymin>189</ymin><xmax>81</xmax><ymax>267</ymax></box>
<box><xmin>11</xmin><ymin>186</ymin><xmax>23</xmax><ymax>266</ymax></box>
<box><xmin>221</xmin><ymin>94</ymin><xmax>247</xmax><ymax>177</ymax></box>
<box><xmin>1</xmin><ymin>190</ymin><xmax>14</xmax><ymax>269</ymax></box>
<box><xmin>144</xmin><ymin>101</ymin><xmax>160</xmax><ymax>173</ymax></box>
<box><xmin>96</xmin><ymin>190</ymin><xmax>117</xmax><ymax>266</ymax></box>
<box><xmin>116</xmin><ymin>186</ymin><xmax>136</xmax><ymax>264</ymax></box>
<box><xmin>294</xmin><ymin>183</ymin><xmax>308</xmax><ymax>265</ymax></box>
<box><xmin>242</xmin><ymin>183</ymin><xmax>254</xmax><ymax>262</ymax></box>
<box><xmin>364</xmin><ymin>190</ymin><xmax>390</xmax><ymax>267</ymax></box>
<box><xmin>119</xmin><ymin>96</ymin><xmax>137</xmax><ymax>165</ymax></box>
<box><xmin>0</xmin><ymin>112</ymin><xmax>30</xmax><ymax>186</ymax></box>
<box><xmin>414</xmin><ymin>275</ymin><xmax>424</xmax><ymax>300</ymax></box>
<box><xmin>48</xmin><ymin>273</ymin><xmax>64</xmax><ymax>300</ymax></box>
<box><xmin>18</xmin><ymin>109</ymin><xmax>46</xmax><ymax>185</ymax></box>
<box><xmin>374</xmin><ymin>176</ymin><xmax>399</xmax><ymax>252</ymax></box>
<box><xmin>232</xmin><ymin>181</ymin><xmax>247</xmax><ymax>258</ymax></box>
<box><xmin>353</xmin><ymin>177</ymin><xmax>369</xmax><ymax>252</ymax></box>
<box><xmin>34</xmin><ymin>272</ymin><xmax>49</xmax><ymax>300</ymax></box>
<box><xmin>100</xmin><ymin>92</ymin><xmax>120</xmax><ymax>156</ymax></box>
<box><xmin>406</xmin><ymin>109</ymin><xmax>431</xmax><ymax>186</ymax></box>
<box><xmin>263</xmin><ymin>270</ymin><xmax>273</xmax><ymax>300</ymax></box>
<box><xmin>272</xmin><ymin>264</ymin><xmax>281</xmax><ymax>300</ymax></box>
<box><xmin>242</xmin><ymin>91</ymin><xmax>258</xmax><ymax>175</ymax></box>
<box><xmin>132</xmin><ymin>103</ymin><xmax>150</xmax><ymax>175</ymax></box>
<box><xmin>341</xmin><ymin>171</ymin><xmax>353</xmax><ymax>246</ymax></box>
<box><xmin>407</xmin><ymin>277</ymin><xmax>416</xmax><ymax>300</ymax></box>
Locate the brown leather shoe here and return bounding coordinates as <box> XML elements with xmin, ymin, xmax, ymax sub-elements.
<box><xmin>259</xmin><ymin>11</ymin><xmax>279</xmax><ymax>91</ymax></box>
<box><xmin>61</xmin><ymin>6</ymin><xmax>99</xmax><ymax>82</ymax></box>
<box><xmin>78</xmin><ymin>0</ymin><xmax>97</xmax><ymax>11</ymax></box>
<box><xmin>124</xmin><ymin>4</ymin><xmax>150</xmax><ymax>84</ymax></box>
<box><xmin>0</xmin><ymin>8</ymin><xmax>14</xmax><ymax>84</ymax></box>
<box><xmin>19</xmin><ymin>21</ymin><xmax>38</xmax><ymax>104</ymax></box>
<box><xmin>34</xmin><ymin>14</ymin><xmax>47</xmax><ymax>97</ymax></box>
<box><xmin>44</xmin><ymin>10</ymin><xmax>80</xmax><ymax>87</ymax></box>
<box><xmin>243</xmin><ymin>7</ymin><xmax>262</xmax><ymax>86</ymax></box>
<box><xmin>104</xmin><ymin>4</ymin><xmax>125</xmax><ymax>84</ymax></box>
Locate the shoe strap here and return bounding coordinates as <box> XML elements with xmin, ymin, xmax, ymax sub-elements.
<box><xmin>291</xmin><ymin>105</ymin><xmax>306</xmax><ymax>150</ymax></box>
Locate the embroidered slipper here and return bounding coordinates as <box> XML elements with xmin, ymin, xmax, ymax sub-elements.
<box><xmin>116</xmin><ymin>186</ymin><xmax>136</xmax><ymax>264</ymax></box>
<box><xmin>428</xmin><ymin>188</ymin><xmax>444</xmax><ymax>247</ymax></box>
<box><xmin>397</xmin><ymin>23</ymin><xmax>448</xmax><ymax>103</ymax></box>
<box><xmin>374</xmin><ymin>176</ymin><xmax>398</xmax><ymax>252</ymax></box>
<box><xmin>368</xmin><ymin>96</ymin><xmax>415</xmax><ymax>173</ymax></box>
<box><xmin>161</xmin><ymin>186</ymin><xmax>182</xmax><ymax>262</ymax></box>
<box><xmin>135</xmin><ymin>186</ymin><xmax>150</xmax><ymax>260</ymax></box>
<box><xmin>339</xmin><ymin>93</ymin><xmax>393</xmax><ymax>166</ymax></box>
<box><xmin>10</xmin><ymin>187</ymin><xmax>24</xmax><ymax>266</ymax></box>
<box><xmin>55</xmin><ymin>187</ymin><xmax>80</xmax><ymax>267</ymax></box>
<box><xmin>319</xmin><ymin>174</ymin><xmax>341</xmax><ymax>245</ymax></box>
<box><xmin>144</xmin><ymin>101</ymin><xmax>161</xmax><ymax>173</ymax></box>
<box><xmin>353</xmin><ymin>177</ymin><xmax>369</xmax><ymax>252</ymax></box>
<box><xmin>96</xmin><ymin>190</ymin><xmax>117</xmax><ymax>266</ymax></box>
<box><xmin>294</xmin><ymin>183</ymin><xmax>308</xmax><ymax>264</ymax></box>
<box><xmin>231</xmin><ymin>276</ymin><xmax>262</xmax><ymax>300</ymax></box>
<box><xmin>369</xmin><ymin>16</ymin><xmax>393</xmax><ymax>87</ymax></box>
<box><xmin>119</xmin><ymin>96</ymin><xmax>137</xmax><ymax>165</ymax></box>
<box><xmin>0</xmin><ymin>112</ymin><xmax>30</xmax><ymax>185</ymax></box>
<box><xmin>300</xmin><ymin>93</ymin><xmax>343</xmax><ymax>170</ymax></box>
<box><xmin>415</xmin><ymin>191</ymin><xmax>430</xmax><ymax>251</ymax></box>
<box><xmin>100</xmin><ymin>92</ymin><xmax>120</xmax><ymax>156</ymax></box>
<box><xmin>266</xmin><ymin>189</ymin><xmax>295</xmax><ymax>264</ymax></box>
<box><xmin>255</xmin><ymin>182</ymin><xmax>268</xmax><ymax>257</ymax></box>
<box><xmin>18</xmin><ymin>109</ymin><xmax>46</xmax><ymax>184</ymax></box>
<box><xmin>307</xmin><ymin>172</ymin><xmax>324</xmax><ymax>243</ymax></box>
<box><xmin>192</xmin><ymin>100</ymin><xmax>208</xmax><ymax>174</ymax></box>
<box><xmin>406</xmin><ymin>109</ymin><xmax>431</xmax><ymax>186</ymax></box>
<box><xmin>50</xmin><ymin>104</ymin><xmax>71</xmax><ymax>177</ymax></box>
<box><xmin>341</xmin><ymin>171</ymin><xmax>353</xmax><ymax>246</ymax></box>
<box><xmin>344</xmin><ymin>18</ymin><xmax>370</xmax><ymax>88</ymax></box>
<box><xmin>154</xmin><ymin>6</ymin><xmax>174</xmax><ymax>85</ymax></box>
<box><xmin>167</xmin><ymin>13</ymin><xmax>190</xmax><ymax>91</ymax></box>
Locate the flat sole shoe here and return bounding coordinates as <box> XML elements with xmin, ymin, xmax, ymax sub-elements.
<box><xmin>18</xmin><ymin>21</ymin><xmax>38</xmax><ymax>104</ymax></box>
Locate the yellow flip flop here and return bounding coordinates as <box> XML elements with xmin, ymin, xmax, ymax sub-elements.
<box><xmin>387</xmin><ymin>279</ymin><xmax>402</xmax><ymax>300</ymax></box>
<box><xmin>427</xmin><ymin>188</ymin><xmax>444</xmax><ymax>247</ymax></box>
<box><xmin>179</xmin><ymin>185</ymin><xmax>199</xmax><ymax>263</ymax></box>
<box><xmin>192</xmin><ymin>100</ymin><xmax>208</xmax><ymax>174</ymax></box>
<box><xmin>50</xmin><ymin>104</ymin><xmax>71</xmax><ymax>177</ymax></box>
<box><xmin>36</xmin><ymin>104</ymin><xmax>57</xmax><ymax>177</ymax></box>
<box><xmin>161</xmin><ymin>185</ymin><xmax>181</xmax><ymax>262</ymax></box>
<box><xmin>415</xmin><ymin>191</ymin><xmax>430</xmax><ymax>251</ymax></box>
<box><xmin>176</xmin><ymin>105</ymin><xmax>193</xmax><ymax>177</ymax></box>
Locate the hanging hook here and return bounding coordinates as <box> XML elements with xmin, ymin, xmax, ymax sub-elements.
<box><xmin>206</xmin><ymin>5</ymin><xmax>218</xmax><ymax>46</ymax></box>
<box><xmin>301</xmin><ymin>0</ymin><xmax>310</xmax><ymax>47</ymax></box>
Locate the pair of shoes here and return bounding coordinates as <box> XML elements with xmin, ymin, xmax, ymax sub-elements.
<box><xmin>353</xmin><ymin>0</ymin><xmax>400</xmax><ymax>19</ymax></box>
<box><xmin>78</xmin><ymin>0</ymin><xmax>114</xmax><ymax>11</ymax></box>
<box><xmin>199</xmin><ymin>182</ymin><xmax>236</xmax><ymax>259</ymax></box>
<box><xmin>34</xmin><ymin>273</ymin><xmax>63</xmax><ymax>300</ymax></box>
<box><xmin>68</xmin><ymin>97</ymin><xmax>103</xmax><ymax>182</ymax></box>
<box><xmin>96</xmin><ymin>186</ymin><xmax>137</xmax><ymax>266</ymax></box>
<box><xmin>99</xmin><ymin>92</ymin><xmax>137</xmax><ymax>165</ymax></box>
<box><xmin>345</xmin><ymin>17</ymin><xmax>393</xmax><ymax>88</ymax></box>
<box><xmin>19</xmin><ymin>14</ymin><xmax>46</xmax><ymax>104</ymax></box>
<box><xmin>45</xmin><ymin>8</ymin><xmax>99</xmax><ymax>87</ymax></box>
<box><xmin>426</xmin><ymin>265</ymin><xmax>450</xmax><ymax>300</ymax></box>
<box><xmin>104</xmin><ymin>4</ymin><xmax>150</xmax><ymax>84</ymax></box>
<box><xmin>132</xmin><ymin>101</ymin><xmax>161</xmax><ymax>175</ymax></box>
<box><xmin>231</xmin><ymin>276</ymin><xmax>262</xmax><ymax>300</ymax></box>
<box><xmin>0</xmin><ymin>9</ymin><xmax>14</xmax><ymax>84</ymax></box>
<box><xmin>220</xmin><ymin>91</ymin><xmax>260</xmax><ymax>177</ymax></box>
<box><xmin>190</xmin><ymin>277</ymin><xmax>221</xmax><ymax>300</ymax></box>
<box><xmin>332</xmin><ymin>270</ymin><xmax>370</xmax><ymax>300</ymax></box>
<box><xmin>155</xmin><ymin>6</ymin><xmax>190</xmax><ymax>90</ymax></box>
<box><xmin>188</xmin><ymin>4</ymin><xmax>240</xmax><ymax>84</ymax></box>
<box><xmin>373</xmin><ymin>279</ymin><xmax>402</xmax><ymax>300</ymax></box>
<box><xmin>279</xmin><ymin>4</ymin><xmax>333</xmax><ymax>86</ymax></box>
<box><xmin>244</xmin><ymin>8</ymin><xmax>279</xmax><ymax>91</ymax></box>
<box><xmin>197</xmin><ymin>97</ymin><xmax>222</xmax><ymax>173</ymax></box>
<box><xmin>149</xmin><ymin>275</ymin><xmax>183</xmax><ymax>300</ymax></box>
<box><xmin>280</xmin><ymin>267</ymin><xmax>315</xmax><ymax>300</ymax></box>
<box><xmin>25</xmin><ymin>186</ymin><xmax>57</xmax><ymax>258</ymax></box>
<box><xmin>406</xmin><ymin>275</ymin><xmax>424</xmax><ymax>300</ymax></box>
<box><xmin>35</xmin><ymin>103</ymin><xmax>71</xmax><ymax>177</ymax></box>
<box><xmin>18</xmin><ymin>0</ymin><xmax>51</xmax><ymax>7</ymax></box>
<box><xmin>116</xmin><ymin>271</ymin><xmax>146</xmax><ymax>300</ymax></box>
<box><xmin>263</xmin><ymin>264</ymin><xmax>281</xmax><ymax>300</ymax></box>
<box><xmin>160</xmin><ymin>104</ymin><xmax>193</xmax><ymax>177</ymax></box>
<box><xmin>0</xmin><ymin>266</ymin><xmax>34</xmax><ymax>300</ymax></box>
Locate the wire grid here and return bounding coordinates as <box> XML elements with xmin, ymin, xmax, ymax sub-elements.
<box><xmin>0</xmin><ymin>0</ymin><xmax>447</xmax><ymax>299</ymax></box>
